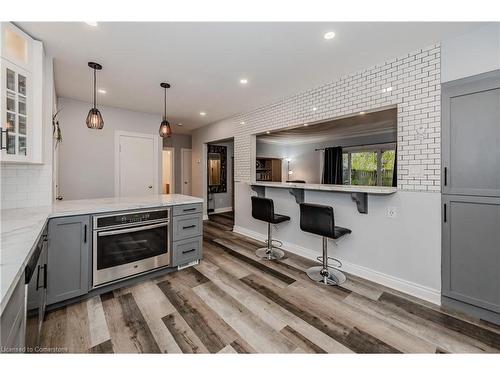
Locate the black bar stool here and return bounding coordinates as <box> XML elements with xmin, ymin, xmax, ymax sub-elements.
<box><xmin>299</xmin><ymin>203</ymin><xmax>351</xmax><ymax>286</ymax></box>
<box><xmin>251</xmin><ymin>196</ymin><xmax>290</xmax><ymax>260</ymax></box>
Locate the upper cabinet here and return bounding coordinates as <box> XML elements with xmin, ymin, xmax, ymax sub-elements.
<box><xmin>442</xmin><ymin>70</ymin><xmax>500</xmax><ymax>197</ymax></box>
<box><xmin>1</xmin><ymin>22</ymin><xmax>44</xmax><ymax>164</ymax></box>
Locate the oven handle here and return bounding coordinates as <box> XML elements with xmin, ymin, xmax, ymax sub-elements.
<box><xmin>97</xmin><ymin>221</ymin><xmax>168</xmax><ymax>237</ymax></box>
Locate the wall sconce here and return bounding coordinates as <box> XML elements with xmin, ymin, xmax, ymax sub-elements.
<box><xmin>286</xmin><ymin>158</ymin><xmax>292</xmax><ymax>176</ymax></box>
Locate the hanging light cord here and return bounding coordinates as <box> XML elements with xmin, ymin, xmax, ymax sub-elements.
<box><xmin>93</xmin><ymin>67</ymin><xmax>97</xmax><ymax>109</ymax></box>
<box><xmin>164</xmin><ymin>86</ymin><xmax>167</xmax><ymax>119</ymax></box>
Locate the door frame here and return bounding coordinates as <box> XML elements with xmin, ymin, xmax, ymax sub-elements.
<box><xmin>162</xmin><ymin>147</ymin><xmax>175</xmax><ymax>194</ymax></box>
<box><xmin>114</xmin><ymin>130</ymin><xmax>159</xmax><ymax>197</ymax></box>
<box><xmin>181</xmin><ymin>147</ymin><xmax>192</xmax><ymax>195</ymax></box>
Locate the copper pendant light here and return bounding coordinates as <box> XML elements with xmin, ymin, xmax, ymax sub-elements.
<box><xmin>159</xmin><ymin>82</ymin><xmax>172</xmax><ymax>138</ymax></box>
<box><xmin>86</xmin><ymin>62</ymin><xmax>104</xmax><ymax>129</ymax></box>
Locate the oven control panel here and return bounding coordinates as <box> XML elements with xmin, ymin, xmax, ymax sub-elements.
<box><xmin>95</xmin><ymin>209</ymin><xmax>169</xmax><ymax>229</ymax></box>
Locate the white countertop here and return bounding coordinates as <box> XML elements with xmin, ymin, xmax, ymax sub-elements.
<box><xmin>0</xmin><ymin>194</ymin><xmax>203</xmax><ymax>313</ymax></box>
<box><xmin>250</xmin><ymin>181</ymin><xmax>397</xmax><ymax>195</ymax></box>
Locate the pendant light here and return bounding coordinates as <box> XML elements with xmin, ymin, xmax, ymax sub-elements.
<box><xmin>159</xmin><ymin>82</ymin><xmax>172</xmax><ymax>138</ymax></box>
<box><xmin>86</xmin><ymin>62</ymin><xmax>104</xmax><ymax>129</ymax></box>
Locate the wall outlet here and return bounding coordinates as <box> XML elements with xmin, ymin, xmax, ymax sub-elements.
<box><xmin>387</xmin><ymin>206</ymin><xmax>397</xmax><ymax>218</ymax></box>
<box><xmin>408</xmin><ymin>164</ymin><xmax>425</xmax><ymax>178</ymax></box>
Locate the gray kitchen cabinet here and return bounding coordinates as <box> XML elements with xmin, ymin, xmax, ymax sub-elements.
<box><xmin>171</xmin><ymin>203</ymin><xmax>203</xmax><ymax>267</ymax></box>
<box><xmin>442</xmin><ymin>70</ymin><xmax>500</xmax><ymax>322</ymax></box>
<box><xmin>0</xmin><ymin>275</ymin><xmax>26</xmax><ymax>351</ymax></box>
<box><xmin>442</xmin><ymin>195</ymin><xmax>500</xmax><ymax>314</ymax></box>
<box><xmin>47</xmin><ymin>215</ymin><xmax>91</xmax><ymax>305</ymax></box>
<box><xmin>442</xmin><ymin>70</ymin><xmax>500</xmax><ymax>197</ymax></box>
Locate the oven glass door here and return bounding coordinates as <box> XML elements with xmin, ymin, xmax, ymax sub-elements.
<box><xmin>96</xmin><ymin>222</ymin><xmax>168</xmax><ymax>270</ymax></box>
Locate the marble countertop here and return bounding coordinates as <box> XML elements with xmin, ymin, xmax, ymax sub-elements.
<box><xmin>250</xmin><ymin>181</ymin><xmax>398</xmax><ymax>195</ymax></box>
<box><xmin>0</xmin><ymin>194</ymin><xmax>203</xmax><ymax>313</ymax></box>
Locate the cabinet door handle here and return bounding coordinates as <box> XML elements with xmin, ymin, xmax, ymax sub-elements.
<box><xmin>183</xmin><ymin>208</ymin><xmax>196</xmax><ymax>212</ymax></box>
<box><xmin>84</xmin><ymin>224</ymin><xmax>87</xmax><ymax>243</ymax></box>
<box><xmin>35</xmin><ymin>265</ymin><xmax>41</xmax><ymax>291</ymax></box>
<box><xmin>182</xmin><ymin>224</ymin><xmax>196</xmax><ymax>230</ymax></box>
<box><xmin>444</xmin><ymin>167</ymin><xmax>447</xmax><ymax>186</ymax></box>
<box><xmin>443</xmin><ymin>203</ymin><xmax>447</xmax><ymax>223</ymax></box>
<box><xmin>43</xmin><ymin>264</ymin><xmax>47</xmax><ymax>289</ymax></box>
<box><xmin>0</xmin><ymin>128</ymin><xmax>9</xmax><ymax>151</ymax></box>
<box><xmin>182</xmin><ymin>248</ymin><xmax>196</xmax><ymax>254</ymax></box>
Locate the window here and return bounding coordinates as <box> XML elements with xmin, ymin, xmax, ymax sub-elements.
<box><xmin>342</xmin><ymin>144</ymin><xmax>396</xmax><ymax>187</ymax></box>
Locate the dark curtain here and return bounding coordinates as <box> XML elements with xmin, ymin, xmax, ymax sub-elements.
<box><xmin>392</xmin><ymin>149</ymin><xmax>397</xmax><ymax>187</ymax></box>
<box><xmin>323</xmin><ymin>146</ymin><xmax>343</xmax><ymax>184</ymax></box>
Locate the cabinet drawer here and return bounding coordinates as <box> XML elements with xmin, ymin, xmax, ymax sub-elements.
<box><xmin>172</xmin><ymin>214</ymin><xmax>202</xmax><ymax>241</ymax></box>
<box><xmin>172</xmin><ymin>237</ymin><xmax>202</xmax><ymax>266</ymax></box>
<box><xmin>173</xmin><ymin>204</ymin><xmax>202</xmax><ymax>216</ymax></box>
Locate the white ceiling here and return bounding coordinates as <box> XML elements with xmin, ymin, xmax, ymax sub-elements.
<box><xmin>17</xmin><ymin>22</ymin><xmax>486</xmax><ymax>133</ymax></box>
<box><xmin>258</xmin><ymin>108</ymin><xmax>397</xmax><ymax>145</ymax></box>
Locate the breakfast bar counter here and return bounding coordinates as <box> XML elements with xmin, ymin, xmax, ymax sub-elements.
<box><xmin>249</xmin><ymin>181</ymin><xmax>397</xmax><ymax>214</ymax></box>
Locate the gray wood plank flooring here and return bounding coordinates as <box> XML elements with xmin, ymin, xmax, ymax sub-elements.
<box><xmin>38</xmin><ymin>218</ymin><xmax>500</xmax><ymax>353</ymax></box>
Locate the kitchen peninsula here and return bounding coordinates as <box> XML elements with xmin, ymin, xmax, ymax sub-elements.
<box><xmin>0</xmin><ymin>194</ymin><xmax>203</xmax><ymax>349</ymax></box>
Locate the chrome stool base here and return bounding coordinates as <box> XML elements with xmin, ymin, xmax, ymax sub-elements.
<box><xmin>255</xmin><ymin>247</ymin><xmax>285</xmax><ymax>260</ymax></box>
<box><xmin>306</xmin><ymin>265</ymin><xmax>346</xmax><ymax>286</ymax></box>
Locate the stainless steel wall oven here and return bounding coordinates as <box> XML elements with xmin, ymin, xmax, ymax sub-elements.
<box><xmin>92</xmin><ymin>208</ymin><xmax>170</xmax><ymax>288</ymax></box>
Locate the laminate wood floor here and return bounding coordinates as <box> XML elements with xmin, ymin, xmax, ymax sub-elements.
<box><xmin>208</xmin><ymin>211</ymin><xmax>234</xmax><ymax>229</ymax></box>
<box><xmin>39</xmin><ymin>219</ymin><xmax>500</xmax><ymax>354</ymax></box>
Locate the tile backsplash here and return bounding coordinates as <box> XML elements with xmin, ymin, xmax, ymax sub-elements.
<box><xmin>1</xmin><ymin>163</ymin><xmax>52</xmax><ymax>209</ymax></box>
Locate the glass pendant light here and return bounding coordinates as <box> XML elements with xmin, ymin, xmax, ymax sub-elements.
<box><xmin>159</xmin><ymin>82</ymin><xmax>172</xmax><ymax>138</ymax></box>
<box><xmin>86</xmin><ymin>62</ymin><xmax>104</xmax><ymax>129</ymax></box>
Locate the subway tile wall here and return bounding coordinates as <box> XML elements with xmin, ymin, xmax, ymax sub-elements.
<box><xmin>1</xmin><ymin>164</ymin><xmax>52</xmax><ymax>209</ymax></box>
<box><xmin>218</xmin><ymin>44</ymin><xmax>441</xmax><ymax>191</ymax></box>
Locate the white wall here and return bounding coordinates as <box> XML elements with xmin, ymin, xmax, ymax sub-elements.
<box><xmin>441</xmin><ymin>23</ymin><xmax>500</xmax><ymax>83</ymax></box>
<box><xmin>57</xmin><ymin>97</ymin><xmax>163</xmax><ymax>200</ymax></box>
<box><xmin>1</xmin><ymin>56</ymin><xmax>54</xmax><ymax>209</ymax></box>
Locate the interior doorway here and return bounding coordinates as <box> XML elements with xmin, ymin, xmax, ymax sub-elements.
<box><xmin>181</xmin><ymin>148</ymin><xmax>192</xmax><ymax>195</ymax></box>
<box><xmin>206</xmin><ymin>138</ymin><xmax>235</xmax><ymax>229</ymax></box>
<box><xmin>162</xmin><ymin>148</ymin><xmax>174</xmax><ymax>194</ymax></box>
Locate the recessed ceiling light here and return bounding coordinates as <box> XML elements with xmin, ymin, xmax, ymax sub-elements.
<box><xmin>303</xmin><ymin>123</ymin><xmax>308</xmax><ymax>126</ymax></box>
<box><xmin>359</xmin><ymin>111</ymin><xmax>366</xmax><ymax>115</ymax></box>
<box><xmin>266</xmin><ymin>131</ymin><xmax>270</xmax><ymax>134</ymax></box>
<box><xmin>324</xmin><ymin>31</ymin><xmax>336</xmax><ymax>40</ymax></box>
<box><xmin>312</xmin><ymin>107</ymin><xmax>317</xmax><ymax>111</ymax></box>
<box><xmin>98</xmin><ymin>89</ymin><xmax>106</xmax><ymax>94</ymax></box>
<box><xmin>177</xmin><ymin>123</ymin><xmax>183</xmax><ymax>126</ymax></box>
<box><xmin>200</xmin><ymin>112</ymin><xmax>206</xmax><ymax>116</ymax></box>
<box><xmin>240</xmin><ymin>78</ymin><xmax>248</xmax><ymax>84</ymax></box>
<box><xmin>240</xmin><ymin>121</ymin><xmax>245</xmax><ymax>125</ymax></box>
<box><xmin>85</xmin><ymin>22</ymin><xmax>98</xmax><ymax>27</ymax></box>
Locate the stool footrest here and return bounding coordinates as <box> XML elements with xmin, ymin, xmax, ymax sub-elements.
<box><xmin>255</xmin><ymin>247</ymin><xmax>285</xmax><ymax>261</ymax></box>
<box><xmin>316</xmin><ymin>256</ymin><xmax>342</xmax><ymax>269</ymax></box>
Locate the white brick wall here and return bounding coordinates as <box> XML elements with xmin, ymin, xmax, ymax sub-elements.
<box><xmin>1</xmin><ymin>164</ymin><xmax>52</xmax><ymax>209</ymax></box>
<box><xmin>212</xmin><ymin>44</ymin><xmax>441</xmax><ymax>192</ymax></box>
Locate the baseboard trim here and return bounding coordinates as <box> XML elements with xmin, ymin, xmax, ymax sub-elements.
<box><xmin>233</xmin><ymin>225</ymin><xmax>441</xmax><ymax>305</ymax></box>
<box><xmin>210</xmin><ymin>207</ymin><xmax>233</xmax><ymax>214</ymax></box>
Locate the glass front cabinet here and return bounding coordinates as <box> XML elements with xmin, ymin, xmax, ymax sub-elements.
<box><xmin>1</xmin><ymin>22</ymin><xmax>43</xmax><ymax>163</ymax></box>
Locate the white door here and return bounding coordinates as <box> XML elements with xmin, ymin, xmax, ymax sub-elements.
<box><xmin>115</xmin><ymin>131</ymin><xmax>158</xmax><ymax>197</ymax></box>
<box><xmin>181</xmin><ymin>148</ymin><xmax>192</xmax><ymax>195</ymax></box>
